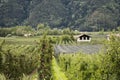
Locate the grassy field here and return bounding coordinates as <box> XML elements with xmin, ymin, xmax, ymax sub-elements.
<box><xmin>0</xmin><ymin>32</ymin><xmax>108</xmax><ymax>45</ymax></box>
<box><xmin>0</xmin><ymin>36</ymin><xmax>41</xmax><ymax>45</ymax></box>
<box><xmin>0</xmin><ymin>32</ymin><xmax>113</xmax><ymax>80</ymax></box>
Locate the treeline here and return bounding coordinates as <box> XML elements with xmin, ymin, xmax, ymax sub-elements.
<box><xmin>0</xmin><ymin>26</ymin><xmax>34</xmax><ymax>37</ymax></box>
<box><xmin>0</xmin><ymin>24</ymin><xmax>79</xmax><ymax>37</ymax></box>
<box><xmin>0</xmin><ymin>0</ymin><xmax>120</xmax><ymax>31</ymax></box>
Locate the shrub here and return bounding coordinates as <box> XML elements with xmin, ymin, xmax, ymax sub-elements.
<box><xmin>0</xmin><ymin>42</ymin><xmax>39</xmax><ymax>80</ymax></box>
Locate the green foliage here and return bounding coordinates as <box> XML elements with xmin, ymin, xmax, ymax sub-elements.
<box><xmin>38</xmin><ymin>33</ymin><xmax>53</xmax><ymax>80</ymax></box>
<box><xmin>0</xmin><ymin>0</ymin><xmax>120</xmax><ymax>31</ymax></box>
<box><xmin>60</xmin><ymin>35</ymin><xmax>72</xmax><ymax>44</ymax></box>
<box><xmin>37</xmin><ymin>23</ymin><xmax>47</xmax><ymax>30</ymax></box>
<box><xmin>57</xmin><ymin>53</ymin><xmax>103</xmax><ymax>80</ymax></box>
<box><xmin>101</xmin><ymin>36</ymin><xmax>120</xmax><ymax>80</ymax></box>
<box><xmin>12</xmin><ymin>26</ymin><xmax>34</xmax><ymax>36</ymax></box>
<box><xmin>117</xmin><ymin>26</ymin><xmax>120</xmax><ymax>32</ymax></box>
<box><xmin>21</xmin><ymin>74</ymin><xmax>37</xmax><ymax>80</ymax></box>
<box><xmin>60</xmin><ymin>34</ymin><xmax>75</xmax><ymax>44</ymax></box>
<box><xmin>62</xmin><ymin>28</ymin><xmax>71</xmax><ymax>35</ymax></box>
<box><xmin>0</xmin><ymin>0</ymin><xmax>30</xmax><ymax>27</ymax></box>
<box><xmin>0</xmin><ymin>28</ymin><xmax>12</xmax><ymax>37</ymax></box>
<box><xmin>57</xmin><ymin>35</ymin><xmax>120</xmax><ymax>80</ymax></box>
<box><xmin>0</xmin><ymin>26</ymin><xmax>34</xmax><ymax>37</ymax></box>
<box><xmin>47</xmin><ymin>28</ymin><xmax>63</xmax><ymax>35</ymax></box>
<box><xmin>0</xmin><ymin>42</ymin><xmax>40</xmax><ymax>80</ymax></box>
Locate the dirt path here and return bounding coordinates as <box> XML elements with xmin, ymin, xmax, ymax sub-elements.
<box><xmin>52</xmin><ymin>56</ymin><xmax>68</xmax><ymax>80</ymax></box>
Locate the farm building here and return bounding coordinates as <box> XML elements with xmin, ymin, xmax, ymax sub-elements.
<box><xmin>76</xmin><ymin>34</ymin><xmax>91</xmax><ymax>42</ymax></box>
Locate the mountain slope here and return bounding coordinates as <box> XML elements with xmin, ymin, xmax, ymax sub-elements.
<box><xmin>26</xmin><ymin>0</ymin><xmax>67</xmax><ymax>27</ymax></box>
<box><xmin>0</xmin><ymin>0</ymin><xmax>120</xmax><ymax>31</ymax></box>
<box><xmin>0</xmin><ymin>0</ymin><xmax>31</xmax><ymax>27</ymax></box>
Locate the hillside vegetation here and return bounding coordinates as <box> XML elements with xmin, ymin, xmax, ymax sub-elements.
<box><xmin>0</xmin><ymin>0</ymin><xmax>120</xmax><ymax>31</ymax></box>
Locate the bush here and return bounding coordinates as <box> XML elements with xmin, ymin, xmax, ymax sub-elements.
<box><xmin>60</xmin><ymin>35</ymin><xmax>74</xmax><ymax>44</ymax></box>
<box><xmin>0</xmin><ymin>42</ymin><xmax>39</xmax><ymax>80</ymax></box>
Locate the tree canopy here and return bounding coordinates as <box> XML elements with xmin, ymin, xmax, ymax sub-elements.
<box><xmin>0</xmin><ymin>0</ymin><xmax>120</xmax><ymax>31</ymax></box>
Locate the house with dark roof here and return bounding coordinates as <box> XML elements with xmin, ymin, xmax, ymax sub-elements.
<box><xmin>77</xmin><ymin>34</ymin><xmax>91</xmax><ymax>42</ymax></box>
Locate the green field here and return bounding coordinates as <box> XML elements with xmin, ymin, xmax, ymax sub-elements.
<box><xmin>0</xmin><ymin>32</ymin><xmax>108</xmax><ymax>45</ymax></box>
<box><xmin>0</xmin><ymin>32</ymin><xmax>120</xmax><ymax>80</ymax></box>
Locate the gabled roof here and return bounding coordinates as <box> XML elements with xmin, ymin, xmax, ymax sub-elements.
<box><xmin>79</xmin><ymin>34</ymin><xmax>91</xmax><ymax>37</ymax></box>
<box><xmin>73</xmin><ymin>34</ymin><xmax>91</xmax><ymax>39</ymax></box>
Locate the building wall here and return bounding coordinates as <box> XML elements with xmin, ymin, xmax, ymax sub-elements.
<box><xmin>77</xmin><ymin>37</ymin><xmax>91</xmax><ymax>42</ymax></box>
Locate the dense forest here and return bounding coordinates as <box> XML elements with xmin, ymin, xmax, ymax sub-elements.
<box><xmin>0</xmin><ymin>0</ymin><xmax>120</xmax><ymax>31</ymax></box>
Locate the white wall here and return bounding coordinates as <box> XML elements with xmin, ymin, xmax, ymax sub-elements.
<box><xmin>77</xmin><ymin>37</ymin><xmax>91</xmax><ymax>42</ymax></box>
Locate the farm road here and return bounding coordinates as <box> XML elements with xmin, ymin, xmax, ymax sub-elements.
<box><xmin>54</xmin><ymin>44</ymin><xmax>103</xmax><ymax>54</ymax></box>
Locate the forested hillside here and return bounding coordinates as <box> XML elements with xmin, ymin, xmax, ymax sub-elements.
<box><xmin>0</xmin><ymin>0</ymin><xmax>120</xmax><ymax>31</ymax></box>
